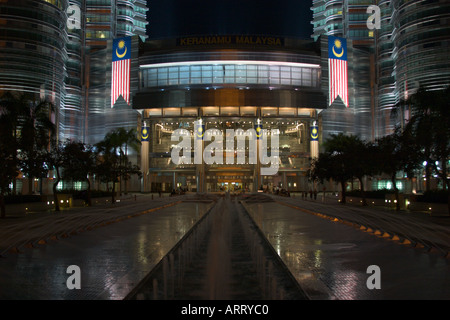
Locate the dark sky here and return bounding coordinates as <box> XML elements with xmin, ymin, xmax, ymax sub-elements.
<box><xmin>146</xmin><ymin>0</ymin><xmax>313</xmax><ymax>40</ymax></box>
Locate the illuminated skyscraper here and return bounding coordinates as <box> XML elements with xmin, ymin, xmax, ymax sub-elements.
<box><xmin>311</xmin><ymin>0</ymin><xmax>375</xmax><ymax>142</ymax></box>
<box><xmin>0</xmin><ymin>0</ymin><xmax>68</xmax><ymax>137</ymax></box>
<box><xmin>390</xmin><ymin>0</ymin><xmax>450</xmax><ymax>130</ymax></box>
<box><xmin>312</xmin><ymin>0</ymin><xmax>450</xmax><ymax>140</ymax></box>
<box><xmin>61</xmin><ymin>0</ymin><xmax>149</xmax><ymax>142</ymax></box>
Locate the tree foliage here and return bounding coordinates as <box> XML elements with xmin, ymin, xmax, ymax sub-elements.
<box><xmin>94</xmin><ymin>128</ymin><xmax>141</xmax><ymax>204</ymax></box>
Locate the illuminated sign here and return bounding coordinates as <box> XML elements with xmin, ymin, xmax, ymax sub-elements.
<box><xmin>177</xmin><ymin>35</ymin><xmax>284</xmax><ymax>46</ymax></box>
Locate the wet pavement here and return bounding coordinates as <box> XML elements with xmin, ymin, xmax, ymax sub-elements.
<box><xmin>127</xmin><ymin>197</ymin><xmax>308</xmax><ymax>300</ymax></box>
<box><xmin>0</xmin><ymin>198</ymin><xmax>212</xmax><ymax>299</ymax></box>
<box><xmin>0</xmin><ymin>193</ymin><xmax>448</xmax><ymax>300</ymax></box>
<box><xmin>243</xmin><ymin>198</ymin><xmax>450</xmax><ymax>300</ymax></box>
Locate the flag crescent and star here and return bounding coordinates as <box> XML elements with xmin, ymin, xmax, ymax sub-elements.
<box><xmin>328</xmin><ymin>36</ymin><xmax>349</xmax><ymax>107</ymax></box>
<box><xmin>141</xmin><ymin>127</ymin><xmax>149</xmax><ymax>141</ymax></box>
<box><xmin>310</xmin><ymin>126</ymin><xmax>319</xmax><ymax>141</ymax></box>
<box><xmin>111</xmin><ymin>37</ymin><xmax>131</xmax><ymax>107</ymax></box>
<box><xmin>255</xmin><ymin>124</ymin><xmax>262</xmax><ymax>140</ymax></box>
<box><xmin>196</xmin><ymin>124</ymin><xmax>205</xmax><ymax>140</ymax></box>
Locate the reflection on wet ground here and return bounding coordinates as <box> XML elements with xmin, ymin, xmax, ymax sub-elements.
<box><xmin>244</xmin><ymin>202</ymin><xmax>450</xmax><ymax>300</ymax></box>
<box><xmin>0</xmin><ymin>202</ymin><xmax>212</xmax><ymax>299</ymax></box>
<box><xmin>0</xmin><ymin>194</ymin><xmax>448</xmax><ymax>300</ymax></box>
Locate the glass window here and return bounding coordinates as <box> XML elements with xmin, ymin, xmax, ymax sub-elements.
<box><xmin>302</xmin><ymin>68</ymin><xmax>312</xmax><ymax>87</ymax></box>
<box><xmin>269</xmin><ymin>65</ymin><xmax>280</xmax><ymax>84</ymax></box>
<box><xmin>235</xmin><ymin>65</ymin><xmax>246</xmax><ymax>83</ymax></box>
<box><xmin>240</xmin><ymin>106</ymin><xmax>256</xmax><ymax>116</ymax></box>
<box><xmin>179</xmin><ymin>66</ymin><xmax>190</xmax><ymax>85</ymax></box>
<box><xmin>168</xmin><ymin>67</ymin><xmax>179</xmax><ymax>85</ymax></box>
<box><xmin>158</xmin><ymin>68</ymin><xmax>168</xmax><ymax>86</ymax></box>
<box><xmin>182</xmin><ymin>108</ymin><xmax>198</xmax><ymax>116</ymax></box>
<box><xmin>163</xmin><ymin>108</ymin><xmax>180</xmax><ymax>116</ymax></box>
<box><xmin>202</xmin><ymin>65</ymin><xmax>212</xmax><ymax>83</ymax></box>
<box><xmin>141</xmin><ymin>63</ymin><xmax>319</xmax><ymax>88</ymax></box>
<box><xmin>281</xmin><ymin>66</ymin><xmax>291</xmax><ymax>85</ymax></box>
<box><xmin>148</xmin><ymin>108</ymin><xmax>162</xmax><ymax>116</ymax></box>
<box><xmin>202</xmin><ymin>106</ymin><xmax>220</xmax><ymax>116</ymax></box>
<box><xmin>224</xmin><ymin>65</ymin><xmax>235</xmax><ymax>83</ymax></box>
<box><xmin>279</xmin><ymin>107</ymin><xmax>296</xmax><ymax>116</ymax></box>
<box><xmin>262</xmin><ymin>107</ymin><xmax>278</xmax><ymax>116</ymax></box>
<box><xmin>312</xmin><ymin>70</ymin><xmax>318</xmax><ymax>87</ymax></box>
<box><xmin>247</xmin><ymin>65</ymin><xmax>257</xmax><ymax>77</ymax></box>
<box><xmin>220</xmin><ymin>106</ymin><xmax>239</xmax><ymax>115</ymax></box>
<box><xmin>258</xmin><ymin>65</ymin><xmax>268</xmax><ymax>84</ymax></box>
<box><xmin>213</xmin><ymin>65</ymin><xmax>224</xmax><ymax>83</ymax></box>
<box><xmin>190</xmin><ymin>66</ymin><xmax>201</xmax><ymax>84</ymax></box>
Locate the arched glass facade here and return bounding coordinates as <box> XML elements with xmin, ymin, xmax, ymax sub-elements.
<box><xmin>141</xmin><ymin>61</ymin><xmax>320</xmax><ymax>89</ymax></box>
<box><xmin>135</xmin><ymin>40</ymin><xmax>327</xmax><ymax>193</ymax></box>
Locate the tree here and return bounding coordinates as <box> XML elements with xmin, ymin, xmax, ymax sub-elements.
<box><xmin>110</xmin><ymin>128</ymin><xmax>141</xmax><ymax>195</ymax></box>
<box><xmin>18</xmin><ymin>98</ymin><xmax>56</xmax><ymax>194</ymax></box>
<box><xmin>0</xmin><ymin>91</ymin><xmax>34</xmax><ymax>195</ymax></box>
<box><xmin>44</xmin><ymin>140</ymin><xmax>65</xmax><ymax>212</ymax></box>
<box><xmin>95</xmin><ymin>129</ymin><xmax>141</xmax><ymax>204</ymax></box>
<box><xmin>311</xmin><ymin>133</ymin><xmax>356</xmax><ymax>204</ymax></box>
<box><xmin>394</xmin><ymin>85</ymin><xmax>450</xmax><ymax>213</ymax></box>
<box><xmin>375</xmin><ymin>128</ymin><xmax>421</xmax><ymax>211</ymax></box>
<box><xmin>0</xmin><ymin>124</ymin><xmax>18</xmax><ymax>218</ymax></box>
<box><xmin>61</xmin><ymin>141</ymin><xmax>96</xmax><ymax>207</ymax></box>
<box><xmin>351</xmin><ymin>140</ymin><xmax>378</xmax><ymax>206</ymax></box>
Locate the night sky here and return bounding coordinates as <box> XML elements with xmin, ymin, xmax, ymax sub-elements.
<box><xmin>146</xmin><ymin>0</ymin><xmax>313</xmax><ymax>40</ymax></box>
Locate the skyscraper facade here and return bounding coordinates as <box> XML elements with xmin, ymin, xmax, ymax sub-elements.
<box><xmin>312</xmin><ymin>0</ymin><xmax>374</xmax><ymax>142</ymax></box>
<box><xmin>0</xmin><ymin>0</ymin><xmax>69</xmax><ymax>138</ymax></box>
<box><xmin>390</xmin><ymin>0</ymin><xmax>450</xmax><ymax>129</ymax></box>
<box><xmin>0</xmin><ymin>0</ymin><xmax>148</xmax><ymax>194</ymax></box>
<box><xmin>82</xmin><ymin>0</ymin><xmax>148</xmax><ymax>145</ymax></box>
<box><xmin>63</xmin><ymin>0</ymin><xmax>148</xmax><ymax>144</ymax></box>
<box><xmin>312</xmin><ymin>0</ymin><xmax>450</xmax><ymax>140</ymax></box>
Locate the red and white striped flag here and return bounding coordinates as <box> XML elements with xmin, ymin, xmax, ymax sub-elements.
<box><xmin>111</xmin><ymin>37</ymin><xmax>131</xmax><ymax>107</ymax></box>
<box><xmin>328</xmin><ymin>36</ymin><xmax>348</xmax><ymax>107</ymax></box>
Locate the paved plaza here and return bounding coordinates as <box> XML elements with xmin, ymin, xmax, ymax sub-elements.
<box><xmin>0</xmin><ymin>193</ymin><xmax>448</xmax><ymax>300</ymax></box>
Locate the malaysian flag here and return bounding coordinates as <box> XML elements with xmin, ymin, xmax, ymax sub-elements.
<box><xmin>310</xmin><ymin>125</ymin><xmax>319</xmax><ymax>141</ymax></box>
<box><xmin>141</xmin><ymin>127</ymin><xmax>149</xmax><ymax>142</ymax></box>
<box><xmin>328</xmin><ymin>36</ymin><xmax>348</xmax><ymax>107</ymax></box>
<box><xmin>195</xmin><ymin>123</ymin><xmax>205</xmax><ymax>140</ymax></box>
<box><xmin>111</xmin><ymin>37</ymin><xmax>131</xmax><ymax>107</ymax></box>
<box><xmin>254</xmin><ymin>124</ymin><xmax>262</xmax><ymax>140</ymax></box>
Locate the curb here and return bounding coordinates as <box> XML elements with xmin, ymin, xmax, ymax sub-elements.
<box><xmin>275</xmin><ymin>200</ymin><xmax>449</xmax><ymax>258</ymax></box>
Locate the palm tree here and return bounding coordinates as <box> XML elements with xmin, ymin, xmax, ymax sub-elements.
<box><xmin>394</xmin><ymin>85</ymin><xmax>450</xmax><ymax>213</ymax></box>
<box><xmin>351</xmin><ymin>139</ymin><xmax>378</xmax><ymax>206</ymax></box>
<box><xmin>61</xmin><ymin>140</ymin><xmax>96</xmax><ymax>206</ymax></box>
<box><xmin>0</xmin><ymin>92</ymin><xmax>32</xmax><ymax>195</ymax></box>
<box><xmin>312</xmin><ymin>133</ymin><xmax>356</xmax><ymax>204</ymax></box>
<box><xmin>116</xmin><ymin>128</ymin><xmax>141</xmax><ymax>194</ymax></box>
<box><xmin>375</xmin><ymin>128</ymin><xmax>421</xmax><ymax>211</ymax></box>
<box><xmin>95</xmin><ymin>128</ymin><xmax>141</xmax><ymax>204</ymax></box>
<box><xmin>44</xmin><ymin>140</ymin><xmax>65</xmax><ymax>211</ymax></box>
<box><xmin>0</xmin><ymin>113</ymin><xmax>19</xmax><ymax>218</ymax></box>
<box><xmin>18</xmin><ymin>97</ymin><xmax>56</xmax><ymax>194</ymax></box>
